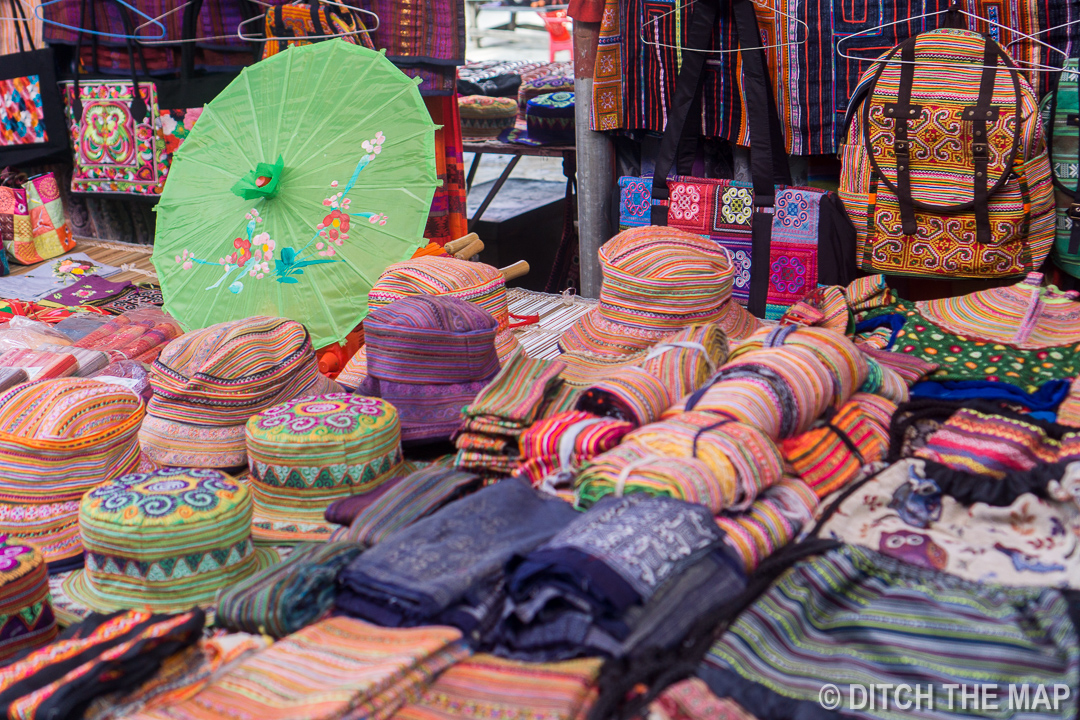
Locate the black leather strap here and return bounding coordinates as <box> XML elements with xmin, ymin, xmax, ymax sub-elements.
<box><xmin>892</xmin><ymin>39</ymin><xmax>919</xmax><ymax>236</ymax></box>
<box><xmin>965</xmin><ymin>38</ymin><xmax>999</xmax><ymax>245</ymax></box>
<box><xmin>180</xmin><ymin>0</ymin><xmax>203</xmax><ymax>83</ymax></box>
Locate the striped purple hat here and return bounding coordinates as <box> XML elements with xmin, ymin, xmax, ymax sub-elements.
<box><xmin>358</xmin><ymin>296</ymin><xmax>499</xmax><ymax>444</ymax></box>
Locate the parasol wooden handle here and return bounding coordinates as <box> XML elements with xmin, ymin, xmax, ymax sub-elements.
<box><xmin>453</xmin><ymin>238</ymin><xmax>485</xmax><ymax>260</ymax></box>
<box><xmin>444</xmin><ymin>233</ymin><xmax>479</xmax><ymax>254</ymax></box>
<box><xmin>499</xmin><ymin>260</ymin><xmax>529</xmax><ymax>281</ymax></box>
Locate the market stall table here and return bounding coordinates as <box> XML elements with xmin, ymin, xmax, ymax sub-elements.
<box><xmin>464</xmin><ymin>138</ymin><xmax>575</xmax><ymax>232</ymax></box>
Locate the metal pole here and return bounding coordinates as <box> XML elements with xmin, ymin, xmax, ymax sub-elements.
<box><xmin>574</xmin><ymin>19</ymin><xmax>612</xmax><ymax>299</ymax></box>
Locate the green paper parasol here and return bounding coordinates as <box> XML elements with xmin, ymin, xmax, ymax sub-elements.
<box><xmin>152</xmin><ymin>40</ymin><xmax>437</xmax><ymax>348</ymax></box>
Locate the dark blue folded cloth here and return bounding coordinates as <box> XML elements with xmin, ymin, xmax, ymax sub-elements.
<box><xmin>910</xmin><ymin>378</ymin><xmax>1070</xmax><ymax>413</ymax></box>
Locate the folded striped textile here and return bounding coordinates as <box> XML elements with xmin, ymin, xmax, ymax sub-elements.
<box><xmin>781</xmin><ymin>394</ymin><xmax>894</xmax><ymax>498</ymax></box>
<box><xmin>84</xmin><ymin>633</ymin><xmax>272</xmax><ymax>720</ymax></box>
<box><xmin>515</xmin><ymin>410</ymin><xmax>633</xmax><ymax>489</ymax></box>
<box><xmin>859</xmin><ymin>346</ymin><xmax>938</xmax><ymax>386</ymax></box>
<box><xmin>131</xmin><ymin>618</ymin><xmax>468</xmax><ymax>720</ymax></box>
<box><xmin>845</xmin><ymin>273</ymin><xmax>894</xmax><ymax>311</ymax></box>
<box><xmin>461</xmin><ymin>354</ymin><xmax>566</xmax><ymax>425</ymax></box>
<box><xmin>714</xmin><ymin>479</ymin><xmax>818</xmax><ymax>571</ymax></box>
<box><xmin>577</xmin><ymin>366</ymin><xmax>673</xmax><ymax>426</ymax></box>
<box><xmin>0</xmin><ymin>348</ymin><xmax>78</xmax><ymax>380</ymax></box>
<box><xmin>779</xmin><ymin>286</ymin><xmax>850</xmax><ymax>333</ymax></box>
<box><xmin>858</xmin><ymin>356</ymin><xmax>909</xmax><ymax>403</ymax></box>
<box><xmin>0</xmin><ymin>609</ymin><xmax>204</xmax><ymax>720</ymax></box>
<box><xmin>453</xmin><ymin>450</ymin><xmax>520</xmax><ymax>476</ymax></box>
<box><xmin>324</xmin><ymin>476</ymin><xmax>407</xmax><ymax>528</ymax></box>
<box><xmin>649</xmin><ymin>678</ymin><xmax>759</xmax><ymax>720</ymax></box>
<box><xmin>341</xmin><ymin>467</ymin><xmax>481</xmax><ymax>548</ymax></box>
<box><xmin>454</xmin><ymin>432</ymin><xmax>512</xmax><ymax>454</ymax></box>
<box><xmin>701</xmin><ymin>545</ymin><xmax>1078</xmax><ymax>720</ymax></box>
<box><xmin>914</xmin><ymin>407</ymin><xmax>1066</xmax><ymax>478</ymax></box>
<box><xmin>390</xmin><ymin>654</ymin><xmax>603</xmax><ymax>720</ymax></box>
<box><xmin>215</xmin><ymin>542</ymin><xmax>361</xmax><ymax>639</ymax></box>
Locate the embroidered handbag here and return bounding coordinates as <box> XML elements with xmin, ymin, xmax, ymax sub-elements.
<box><xmin>0</xmin><ymin>0</ymin><xmax>70</xmax><ymax>167</ymax></box>
<box><xmin>1042</xmin><ymin>58</ymin><xmax>1080</xmax><ymax>279</ymax></box>
<box><xmin>60</xmin><ymin>1</ymin><xmax>167</xmax><ymax>197</ymax></box>
<box><xmin>839</xmin><ymin>29</ymin><xmax>1055</xmax><ymax>279</ymax></box>
<box><xmin>617</xmin><ymin>0</ymin><xmax>856</xmax><ymax>320</ymax></box>
<box><xmin>10</xmin><ymin>172</ymin><xmax>75</xmax><ymax>265</ymax></box>
<box><xmin>261</xmin><ymin>3</ymin><xmax>375</xmax><ymax>59</ymax></box>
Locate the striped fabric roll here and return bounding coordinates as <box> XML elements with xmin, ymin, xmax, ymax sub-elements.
<box><xmin>515</xmin><ymin>410</ymin><xmax>633</xmax><ymax>489</ymax></box>
<box><xmin>62</xmin><ymin>468</ymin><xmax>276</xmax><ymax>613</ymax></box>
<box><xmin>859</xmin><ymin>346</ymin><xmax>938</xmax><ymax>386</ymax></box>
<box><xmin>780</xmin><ymin>394</ymin><xmax>894</xmax><ymax>498</ymax></box>
<box><xmin>215</xmin><ymin>542</ymin><xmax>361</xmax><ymax>638</ymax></box>
<box><xmin>716</xmin><ymin>346</ymin><xmax>835</xmax><ymax>436</ymax></box>
<box><xmin>703</xmin><ymin>545</ymin><xmax>1079</xmax><ymax>720</ymax></box>
<box><xmin>343</xmin><ymin>466</ymin><xmax>482</xmax><ymax>547</ymax></box>
<box><xmin>559</xmin><ymin>227</ymin><xmax>735</xmax><ymax>356</ymax></box>
<box><xmin>0</xmin><ymin>537</ymin><xmax>57</xmax><ymax>662</ymax></box>
<box><xmin>914</xmin><ymin>408</ymin><xmax>1062</xmax><ymax>478</ymax></box>
<box><xmin>638</xmin><ymin>324</ymin><xmax>729</xmax><ymax>402</ymax></box>
<box><xmin>671</xmin><ymin>375</ymin><xmax>786</xmax><ymax>439</ymax></box>
<box><xmin>577</xmin><ymin>366</ymin><xmax>674</xmax><ymax>427</ymax></box>
<box><xmin>574</xmin><ymin>441</ymin><xmax>729</xmax><ymax>512</ymax></box>
<box><xmin>390</xmin><ymin>654</ymin><xmax>603</xmax><ymax>720</ymax></box>
<box><xmin>245</xmin><ymin>394</ymin><xmax>404</xmax><ymax>543</ymax></box>
<box><xmin>462</xmin><ymin>354</ymin><xmax>567</xmax><ymax>425</ymax></box>
<box><xmin>141</xmin><ymin>316</ymin><xmax>338</xmax><ymax>468</ymax></box>
<box><xmin>131</xmin><ymin>618</ymin><xmax>468</xmax><ymax>720</ymax></box>
<box><xmin>729</xmin><ymin>326</ymin><xmax>869</xmax><ymax>406</ymax></box>
<box><xmin>859</xmin><ymin>357</ymin><xmax>910</xmax><ymax>403</ymax></box>
<box><xmin>0</xmin><ymin>379</ymin><xmax>144</xmax><ymax>566</ymax></box>
<box><xmin>590</xmin><ymin>411</ymin><xmax>783</xmax><ymax>512</ymax></box>
<box><xmin>364</xmin><ymin>296</ymin><xmax>500</xmax><ymax>385</ymax></box>
<box><xmin>714</xmin><ymin>478</ymin><xmax>818</xmax><ymax>571</ymax></box>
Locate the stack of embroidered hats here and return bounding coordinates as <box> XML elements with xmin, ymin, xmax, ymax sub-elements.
<box><xmin>62</xmin><ymin>467</ymin><xmax>276</xmax><ymax>613</ymax></box>
<box><xmin>0</xmin><ymin>378</ymin><xmax>144</xmax><ymax>570</ymax></box>
<box><xmin>245</xmin><ymin>393</ymin><xmax>407</xmax><ymax>543</ymax></box>
<box><xmin>356</xmin><ymin>296</ymin><xmax>501</xmax><ymax>445</ymax></box>
<box><xmin>0</xmin><ymin>536</ymin><xmax>57</xmax><ymax>661</ymax></box>
<box><xmin>337</xmin><ymin>256</ymin><xmax>522</xmax><ymax>389</ymax></box>
<box><xmin>139</xmin><ymin>316</ymin><xmax>340</xmax><ymax>468</ymax></box>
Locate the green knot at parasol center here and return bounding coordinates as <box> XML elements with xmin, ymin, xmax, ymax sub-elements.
<box><xmin>231</xmin><ymin>155</ymin><xmax>285</xmax><ymax>200</ymax></box>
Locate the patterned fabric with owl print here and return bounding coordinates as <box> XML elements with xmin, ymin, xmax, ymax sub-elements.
<box><xmin>817</xmin><ymin>459</ymin><xmax>1080</xmax><ymax>588</ymax></box>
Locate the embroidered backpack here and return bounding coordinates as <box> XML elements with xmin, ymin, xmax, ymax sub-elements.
<box><xmin>1041</xmin><ymin>58</ymin><xmax>1080</xmax><ymax>279</ymax></box>
<box><xmin>839</xmin><ymin>29</ymin><xmax>1055</xmax><ymax>279</ymax></box>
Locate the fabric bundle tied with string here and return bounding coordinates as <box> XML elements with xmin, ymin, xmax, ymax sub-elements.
<box><xmin>637</xmin><ymin>324</ymin><xmax>729</xmax><ymax>400</ymax></box>
<box><xmin>576</xmin><ymin>366</ymin><xmax>674</xmax><ymax>427</ymax></box>
<box><xmin>575</xmin><ymin>411</ymin><xmax>783</xmax><ymax>513</ymax></box>
<box><xmin>781</xmin><ymin>393</ymin><xmax>895</xmax><ymax>498</ymax></box>
<box><xmin>714</xmin><ymin>478</ymin><xmax>819</xmax><ymax>571</ymax></box>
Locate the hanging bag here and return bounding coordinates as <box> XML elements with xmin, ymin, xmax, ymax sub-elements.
<box><xmin>1041</xmin><ymin>58</ymin><xmax>1080</xmax><ymax>279</ymax></box>
<box><xmin>0</xmin><ymin>0</ymin><xmax>69</xmax><ymax>166</ymax></box>
<box><xmin>261</xmin><ymin>2</ymin><xmax>375</xmax><ymax>59</ymax></box>
<box><xmin>61</xmin><ymin>0</ymin><xmax>166</xmax><ymax>197</ymax></box>
<box><xmin>839</xmin><ymin>29</ymin><xmax>1055</xmax><ymax>279</ymax></box>
<box><xmin>618</xmin><ymin>0</ymin><xmax>856</xmax><ymax>320</ymax></box>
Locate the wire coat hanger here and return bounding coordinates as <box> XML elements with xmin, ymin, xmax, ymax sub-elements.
<box><xmin>835</xmin><ymin>3</ymin><xmax>1068</xmax><ymax>73</ymax></box>
<box><xmin>236</xmin><ymin>0</ymin><xmax>379</xmax><ymax>42</ymax></box>
<box><xmin>639</xmin><ymin>0</ymin><xmax>808</xmax><ymax>54</ymax></box>
<box><xmin>32</xmin><ymin>0</ymin><xmax>166</xmax><ymax>39</ymax></box>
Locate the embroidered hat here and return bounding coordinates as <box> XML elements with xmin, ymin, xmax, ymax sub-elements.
<box><xmin>61</xmin><ymin>468</ymin><xmax>277</xmax><ymax>613</ymax></box>
<box><xmin>245</xmin><ymin>393</ymin><xmax>405</xmax><ymax>543</ymax></box>
<box><xmin>0</xmin><ymin>536</ymin><xmax>57</xmax><ymax>661</ymax></box>
<box><xmin>0</xmin><ymin>378</ymin><xmax>144</xmax><ymax>569</ymax></box>
<box><xmin>502</xmin><ymin>92</ymin><xmax>575</xmax><ymax>146</ymax></box>
<box><xmin>558</xmin><ymin>227</ymin><xmax>746</xmax><ymax>356</ymax></box>
<box><xmin>358</xmin><ymin>296</ymin><xmax>500</xmax><ymax>444</ymax></box>
<box><xmin>915</xmin><ymin>272</ymin><xmax>1080</xmax><ymax>349</ymax></box>
<box><xmin>337</xmin><ymin>256</ymin><xmax>522</xmax><ymax>389</ymax></box>
<box><xmin>139</xmin><ymin>316</ymin><xmax>340</xmax><ymax>468</ymax></box>
<box><xmin>458</xmin><ymin>95</ymin><xmax>519</xmax><ymax>138</ymax></box>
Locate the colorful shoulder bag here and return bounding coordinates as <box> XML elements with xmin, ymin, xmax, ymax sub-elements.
<box><xmin>618</xmin><ymin>0</ymin><xmax>856</xmax><ymax>320</ymax></box>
